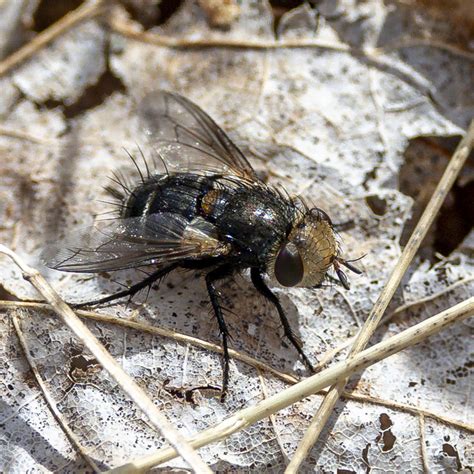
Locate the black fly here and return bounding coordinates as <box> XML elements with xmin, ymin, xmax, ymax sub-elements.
<box><xmin>42</xmin><ymin>91</ymin><xmax>361</xmax><ymax>400</ymax></box>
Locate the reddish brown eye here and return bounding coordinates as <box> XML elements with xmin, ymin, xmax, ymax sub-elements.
<box><xmin>275</xmin><ymin>243</ymin><xmax>304</xmax><ymax>287</ymax></box>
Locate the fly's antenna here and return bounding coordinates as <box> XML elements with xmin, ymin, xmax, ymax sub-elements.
<box><xmin>337</xmin><ymin>254</ymin><xmax>365</xmax><ymax>275</ymax></box>
<box><xmin>123</xmin><ymin>147</ymin><xmax>145</xmax><ymax>183</ymax></box>
<box><xmin>333</xmin><ymin>260</ymin><xmax>350</xmax><ymax>290</ymax></box>
<box><xmin>333</xmin><ymin>255</ymin><xmax>364</xmax><ymax>290</ymax></box>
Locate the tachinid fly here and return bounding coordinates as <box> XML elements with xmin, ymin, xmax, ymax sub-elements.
<box><xmin>42</xmin><ymin>91</ymin><xmax>361</xmax><ymax>400</ymax></box>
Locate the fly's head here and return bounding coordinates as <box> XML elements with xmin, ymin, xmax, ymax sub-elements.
<box><xmin>270</xmin><ymin>208</ymin><xmax>361</xmax><ymax>289</ymax></box>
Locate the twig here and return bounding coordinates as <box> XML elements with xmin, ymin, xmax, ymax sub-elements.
<box><xmin>3</xmin><ymin>299</ymin><xmax>473</xmax><ymax>433</ymax></box>
<box><xmin>284</xmin><ymin>120</ymin><xmax>474</xmax><ymax>472</ymax></box>
<box><xmin>0</xmin><ymin>126</ymin><xmax>52</xmax><ymax>144</ymax></box>
<box><xmin>257</xmin><ymin>370</ymin><xmax>289</xmax><ymax>463</ymax></box>
<box><xmin>108</xmin><ymin>12</ymin><xmax>350</xmax><ymax>52</ymax></box>
<box><xmin>344</xmin><ymin>391</ymin><xmax>473</xmax><ymax>433</ymax></box>
<box><xmin>374</xmin><ymin>38</ymin><xmax>474</xmax><ymax>61</ymax></box>
<box><xmin>108</xmin><ymin>11</ymin><xmax>474</xmax><ymax>61</ymax></box>
<box><xmin>315</xmin><ymin>275</ymin><xmax>474</xmax><ymax>371</ymax></box>
<box><xmin>419</xmin><ymin>414</ymin><xmax>429</xmax><ymax>472</ymax></box>
<box><xmin>106</xmin><ymin>297</ymin><xmax>474</xmax><ymax>472</ymax></box>
<box><xmin>0</xmin><ymin>0</ymin><xmax>108</xmax><ymax>77</ymax></box>
<box><xmin>0</xmin><ymin>245</ymin><xmax>212</xmax><ymax>473</ymax></box>
<box><xmin>11</xmin><ymin>311</ymin><xmax>102</xmax><ymax>473</ymax></box>
<box><xmin>0</xmin><ymin>300</ymin><xmax>299</xmax><ymax>385</ymax></box>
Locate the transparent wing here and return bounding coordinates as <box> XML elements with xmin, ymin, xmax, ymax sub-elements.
<box><xmin>138</xmin><ymin>90</ymin><xmax>258</xmax><ymax>180</ymax></box>
<box><xmin>41</xmin><ymin>213</ymin><xmax>229</xmax><ymax>273</ymax></box>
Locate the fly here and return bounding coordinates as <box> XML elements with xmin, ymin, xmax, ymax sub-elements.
<box><xmin>42</xmin><ymin>90</ymin><xmax>362</xmax><ymax>400</ymax></box>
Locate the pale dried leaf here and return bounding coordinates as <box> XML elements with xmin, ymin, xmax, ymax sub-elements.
<box><xmin>0</xmin><ymin>0</ymin><xmax>472</xmax><ymax>471</ymax></box>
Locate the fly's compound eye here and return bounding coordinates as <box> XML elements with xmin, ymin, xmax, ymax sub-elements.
<box><xmin>275</xmin><ymin>242</ymin><xmax>304</xmax><ymax>287</ymax></box>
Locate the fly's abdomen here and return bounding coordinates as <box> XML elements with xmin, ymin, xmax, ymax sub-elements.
<box><xmin>123</xmin><ymin>173</ymin><xmax>215</xmax><ymax>220</ymax></box>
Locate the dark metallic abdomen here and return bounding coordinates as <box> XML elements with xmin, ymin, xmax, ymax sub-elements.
<box><xmin>124</xmin><ymin>173</ymin><xmax>213</xmax><ymax>220</ymax></box>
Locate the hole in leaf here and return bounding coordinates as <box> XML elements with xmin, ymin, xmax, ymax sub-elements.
<box><xmin>365</xmin><ymin>195</ymin><xmax>387</xmax><ymax>216</ymax></box>
<box><xmin>0</xmin><ymin>284</ymin><xmax>17</xmax><ymax>302</ymax></box>
<box><xmin>379</xmin><ymin>413</ymin><xmax>393</xmax><ymax>430</ymax></box>
<box><xmin>38</xmin><ymin>37</ymin><xmax>126</xmax><ymax>118</ymax></box>
<box><xmin>70</xmin><ymin>354</ymin><xmax>99</xmax><ymax>372</ymax></box>
<box><xmin>442</xmin><ymin>443</ymin><xmax>457</xmax><ymax>457</ymax></box>
<box><xmin>269</xmin><ymin>0</ymin><xmax>315</xmax><ymax>34</ymax></box>
<box><xmin>433</xmin><ymin>180</ymin><xmax>474</xmax><ymax>256</ymax></box>
<box><xmin>398</xmin><ymin>135</ymin><xmax>474</xmax><ymax>259</ymax></box>
<box><xmin>381</xmin><ymin>430</ymin><xmax>396</xmax><ymax>452</ymax></box>
<box><xmin>442</xmin><ymin>443</ymin><xmax>463</xmax><ymax>470</ymax></box>
<box><xmin>361</xmin><ymin>443</ymin><xmax>370</xmax><ymax>469</ymax></box>
<box><xmin>157</xmin><ymin>0</ymin><xmax>184</xmax><ymax>25</ymax></box>
<box><xmin>63</xmin><ymin>69</ymin><xmax>126</xmax><ymax>118</ymax></box>
<box><xmin>122</xmin><ymin>0</ymin><xmax>183</xmax><ymax>29</ymax></box>
<box><xmin>33</xmin><ymin>0</ymin><xmax>85</xmax><ymax>32</ymax></box>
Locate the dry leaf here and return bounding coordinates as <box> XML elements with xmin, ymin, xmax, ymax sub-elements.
<box><xmin>0</xmin><ymin>0</ymin><xmax>472</xmax><ymax>471</ymax></box>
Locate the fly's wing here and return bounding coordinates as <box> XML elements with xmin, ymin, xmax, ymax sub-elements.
<box><xmin>138</xmin><ymin>90</ymin><xmax>258</xmax><ymax>180</ymax></box>
<box><xmin>41</xmin><ymin>214</ymin><xmax>229</xmax><ymax>273</ymax></box>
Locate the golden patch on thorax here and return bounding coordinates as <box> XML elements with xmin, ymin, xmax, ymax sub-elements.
<box><xmin>200</xmin><ymin>189</ymin><xmax>221</xmax><ymax>217</ymax></box>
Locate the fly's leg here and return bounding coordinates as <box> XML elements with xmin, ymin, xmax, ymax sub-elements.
<box><xmin>250</xmin><ymin>268</ymin><xmax>315</xmax><ymax>372</ymax></box>
<box><xmin>205</xmin><ymin>264</ymin><xmax>234</xmax><ymax>401</ymax></box>
<box><xmin>73</xmin><ymin>263</ymin><xmax>179</xmax><ymax>308</ymax></box>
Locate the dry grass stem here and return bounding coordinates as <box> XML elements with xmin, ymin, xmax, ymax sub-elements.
<box><xmin>373</xmin><ymin>38</ymin><xmax>474</xmax><ymax>60</ymax></box>
<box><xmin>108</xmin><ymin>9</ymin><xmax>474</xmax><ymax>60</ymax></box>
<box><xmin>0</xmin><ymin>245</ymin><xmax>212</xmax><ymax>473</ymax></box>
<box><xmin>316</xmin><ymin>275</ymin><xmax>474</xmax><ymax>371</ymax></box>
<box><xmin>107</xmin><ymin>297</ymin><xmax>474</xmax><ymax>472</ymax></box>
<box><xmin>0</xmin><ymin>126</ymin><xmax>51</xmax><ymax>144</ymax></box>
<box><xmin>285</xmin><ymin>120</ymin><xmax>474</xmax><ymax>472</ymax></box>
<box><xmin>0</xmin><ymin>299</ymin><xmax>299</xmax><ymax>385</ymax></box>
<box><xmin>108</xmin><ymin>10</ymin><xmax>349</xmax><ymax>53</ymax></box>
<box><xmin>1</xmin><ymin>2</ymin><xmax>471</xmax><ymax>470</ymax></box>
<box><xmin>0</xmin><ymin>0</ymin><xmax>108</xmax><ymax>77</ymax></box>
<box><xmin>419</xmin><ymin>414</ymin><xmax>429</xmax><ymax>472</ymax></box>
<box><xmin>10</xmin><ymin>311</ymin><xmax>102</xmax><ymax>473</ymax></box>
<box><xmin>3</xmin><ymin>299</ymin><xmax>472</xmax><ymax>433</ymax></box>
<box><xmin>344</xmin><ymin>392</ymin><xmax>473</xmax><ymax>433</ymax></box>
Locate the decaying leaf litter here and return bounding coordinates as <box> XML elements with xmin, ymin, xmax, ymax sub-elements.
<box><xmin>0</xmin><ymin>0</ymin><xmax>473</xmax><ymax>472</ymax></box>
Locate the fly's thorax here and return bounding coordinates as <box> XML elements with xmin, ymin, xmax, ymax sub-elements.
<box><xmin>269</xmin><ymin>208</ymin><xmax>340</xmax><ymax>287</ymax></box>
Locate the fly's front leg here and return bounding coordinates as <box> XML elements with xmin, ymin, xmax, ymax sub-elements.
<box><xmin>250</xmin><ymin>268</ymin><xmax>315</xmax><ymax>372</ymax></box>
<box><xmin>205</xmin><ymin>264</ymin><xmax>234</xmax><ymax>401</ymax></box>
<box><xmin>73</xmin><ymin>263</ymin><xmax>179</xmax><ymax>308</ymax></box>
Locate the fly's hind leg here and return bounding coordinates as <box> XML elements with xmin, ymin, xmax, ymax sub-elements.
<box><xmin>73</xmin><ymin>263</ymin><xmax>179</xmax><ymax>308</ymax></box>
<box><xmin>250</xmin><ymin>268</ymin><xmax>315</xmax><ymax>372</ymax></box>
<box><xmin>205</xmin><ymin>264</ymin><xmax>234</xmax><ymax>401</ymax></box>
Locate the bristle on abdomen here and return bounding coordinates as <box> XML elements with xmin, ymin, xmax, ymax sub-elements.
<box><xmin>103</xmin><ymin>147</ymin><xmax>163</xmax><ymax>217</ymax></box>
